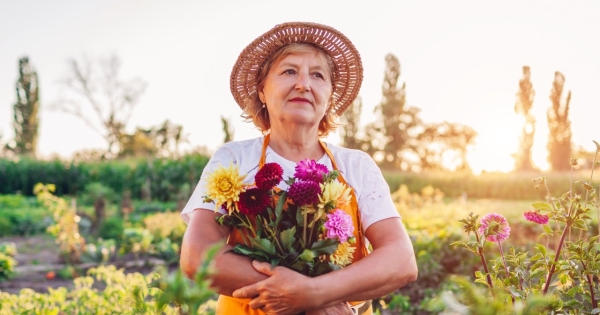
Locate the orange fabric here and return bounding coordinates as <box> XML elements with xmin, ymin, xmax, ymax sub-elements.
<box><xmin>216</xmin><ymin>135</ymin><xmax>369</xmax><ymax>314</ymax></box>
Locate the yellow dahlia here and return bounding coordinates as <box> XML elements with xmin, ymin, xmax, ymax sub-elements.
<box><xmin>319</xmin><ymin>181</ymin><xmax>352</xmax><ymax>209</ymax></box>
<box><xmin>330</xmin><ymin>242</ymin><xmax>355</xmax><ymax>267</ymax></box>
<box><xmin>206</xmin><ymin>164</ymin><xmax>247</xmax><ymax>214</ymax></box>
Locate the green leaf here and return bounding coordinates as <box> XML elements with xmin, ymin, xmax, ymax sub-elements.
<box><xmin>536</xmin><ymin>244</ymin><xmax>547</xmax><ymax>257</ymax></box>
<box><xmin>299</xmin><ymin>249</ymin><xmax>316</xmax><ymax>262</ymax></box>
<box><xmin>529</xmin><ymin>253</ymin><xmax>543</xmax><ymax>262</ymax></box>
<box><xmin>532</xmin><ymin>202</ymin><xmax>552</xmax><ymax>212</ymax></box>
<box><xmin>232</xmin><ymin>245</ymin><xmax>270</xmax><ymax>261</ymax></box>
<box><xmin>542</xmin><ymin>224</ymin><xmax>554</xmax><ymax>235</ymax></box>
<box><xmin>296</xmin><ymin>206</ymin><xmax>304</xmax><ymax>227</ymax></box>
<box><xmin>280</xmin><ymin>227</ymin><xmax>296</xmax><ymax>251</ymax></box>
<box><xmin>249</xmin><ymin>237</ymin><xmax>277</xmax><ymax>256</ymax></box>
<box><xmin>289</xmin><ymin>260</ymin><xmax>306</xmax><ymax>273</ymax></box>
<box><xmin>310</xmin><ymin>239</ymin><xmax>339</xmax><ymax>256</ymax></box>
<box><xmin>591</xmin><ymin>309</ymin><xmax>600</xmax><ymax>314</ymax></box>
<box><xmin>275</xmin><ymin>191</ymin><xmax>287</xmax><ymax>226</ymax></box>
<box><xmin>315</xmin><ymin>262</ymin><xmax>341</xmax><ymax>275</ymax></box>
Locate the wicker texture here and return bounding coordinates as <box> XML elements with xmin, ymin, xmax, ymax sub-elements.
<box><xmin>230</xmin><ymin>22</ymin><xmax>363</xmax><ymax>116</ymax></box>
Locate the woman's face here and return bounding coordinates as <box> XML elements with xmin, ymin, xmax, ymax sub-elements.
<box><xmin>258</xmin><ymin>51</ymin><xmax>333</xmax><ymax>132</ymax></box>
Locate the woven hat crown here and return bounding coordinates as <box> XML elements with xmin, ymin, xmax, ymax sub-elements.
<box><xmin>230</xmin><ymin>22</ymin><xmax>363</xmax><ymax>116</ymax></box>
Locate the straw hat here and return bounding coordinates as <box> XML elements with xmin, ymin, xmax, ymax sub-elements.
<box><xmin>230</xmin><ymin>22</ymin><xmax>363</xmax><ymax>116</ymax></box>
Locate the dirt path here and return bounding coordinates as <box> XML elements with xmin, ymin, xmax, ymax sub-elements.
<box><xmin>0</xmin><ymin>234</ymin><xmax>174</xmax><ymax>295</ymax></box>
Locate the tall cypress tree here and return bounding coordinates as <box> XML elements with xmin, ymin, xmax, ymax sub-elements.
<box><xmin>547</xmin><ymin>71</ymin><xmax>572</xmax><ymax>172</ymax></box>
<box><xmin>13</xmin><ymin>57</ymin><xmax>40</xmax><ymax>158</ymax></box>
<box><xmin>340</xmin><ymin>96</ymin><xmax>363</xmax><ymax>150</ymax></box>
<box><xmin>513</xmin><ymin>66</ymin><xmax>536</xmax><ymax>172</ymax></box>
<box><xmin>366</xmin><ymin>54</ymin><xmax>421</xmax><ymax>170</ymax></box>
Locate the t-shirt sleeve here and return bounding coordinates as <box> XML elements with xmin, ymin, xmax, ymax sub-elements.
<box><xmin>357</xmin><ymin>154</ymin><xmax>401</xmax><ymax>231</ymax></box>
<box><xmin>180</xmin><ymin>146</ymin><xmax>236</xmax><ymax>224</ymax></box>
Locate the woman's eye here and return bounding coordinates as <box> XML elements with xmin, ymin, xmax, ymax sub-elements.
<box><xmin>283</xmin><ymin>69</ymin><xmax>296</xmax><ymax>75</ymax></box>
<box><xmin>313</xmin><ymin>72</ymin><xmax>324</xmax><ymax>79</ymax></box>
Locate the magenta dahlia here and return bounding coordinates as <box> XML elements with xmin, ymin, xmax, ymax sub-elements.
<box><xmin>478</xmin><ymin>213</ymin><xmax>510</xmax><ymax>242</ymax></box>
<box><xmin>294</xmin><ymin>159</ymin><xmax>328</xmax><ymax>183</ymax></box>
<box><xmin>523</xmin><ymin>210</ymin><xmax>549</xmax><ymax>225</ymax></box>
<box><xmin>255</xmin><ymin>162</ymin><xmax>284</xmax><ymax>190</ymax></box>
<box><xmin>238</xmin><ymin>188</ymin><xmax>270</xmax><ymax>216</ymax></box>
<box><xmin>324</xmin><ymin>209</ymin><xmax>355</xmax><ymax>243</ymax></box>
<box><xmin>288</xmin><ymin>180</ymin><xmax>321</xmax><ymax>206</ymax></box>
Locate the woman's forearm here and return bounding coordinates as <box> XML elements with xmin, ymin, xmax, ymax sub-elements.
<box><xmin>308</xmin><ymin>218</ymin><xmax>417</xmax><ymax>308</ymax></box>
<box><xmin>180</xmin><ymin>210</ymin><xmax>269</xmax><ymax>296</ymax></box>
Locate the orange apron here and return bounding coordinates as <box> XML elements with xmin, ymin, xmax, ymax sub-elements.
<box><xmin>216</xmin><ymin>135</ymin><xmax>373</xmax><ymax>315</ymax></box>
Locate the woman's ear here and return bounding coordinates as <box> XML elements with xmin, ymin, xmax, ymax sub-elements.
<box><xmin>258</xmin><ymin>89</ymin><xmax>265</xmax><ymax>104</ymax></box>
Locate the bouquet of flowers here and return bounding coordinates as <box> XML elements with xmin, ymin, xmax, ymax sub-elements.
<box><xmin>203</xmin><ymin>159</ymin><xmax>356</xmax><ymax>276</ymax></box>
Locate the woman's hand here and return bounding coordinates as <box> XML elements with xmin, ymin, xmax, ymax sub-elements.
<box><xmin>232</xmin><ymin>261</ymin><xmax>317</xmax><ymax>315</ymax></box>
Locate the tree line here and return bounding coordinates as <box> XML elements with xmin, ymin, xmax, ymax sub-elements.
<box><xmin>2</xmin><ymin>54</ymin><xmax>580</xmax><ymax>173</ymax></box>
<box><xmin>340</xmin><ymin>54</ymin><xmax>578</xmax><ymax>173</ymax></box>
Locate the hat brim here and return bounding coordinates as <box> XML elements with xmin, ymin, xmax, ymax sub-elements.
<box><xmin>230</xmin><ymin>22</ymin><xmax>363</xmax><ymax>116</ymax></box>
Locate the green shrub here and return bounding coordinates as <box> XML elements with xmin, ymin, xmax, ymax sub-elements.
<box><xmin>0</xmin><ymin>207</ymin><xmax>50</xmax><ymax>236</ymax></box>
<box><xmin>0</xmin><ymin>252</ymin><xmax>17</xmax><ymax>282</ymax></box>
<box><xmin>98</xmin><ymin>216</ymin><xmax>125</xmax><ymax>241</ymax></box>
<box><xmin>0</xmin><ymin>194</ymin><xmax>25</xmax><ymax>208</ymax></box>
<box><xmin>83</xmin><ymin>239</ymin><xmax>116</xmax><ymax>263</ymax></box>
<box><xmin>0</xmin><ymin>153</ymin><xmax>209</xmax><ymax>202</ymax></box>
<box><xmin>120</xmin><ymin>228</ymin><xmax>154</xmax><ymax>258</ymax></box>
<box><xmin>0</xmin><ymin>242</ymin><xmax>17</xmax><ymax>257</ymax></box>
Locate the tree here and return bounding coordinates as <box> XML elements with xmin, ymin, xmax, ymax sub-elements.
<box><xmin>513</xmin><ymin>66</ymin><xmax>537</xmax><ymax>172</ymax></box>
<box><xmin>13</xmin><ymin>57</ymin><xmax>40</xmax><ymax>158</ymax></box>
<box><xmin>340</xmin><ymin>96</ymin><xmax>363</xmax><ymax>150</ymax></box>
<box><xmin>365</xmin><ymin>54</ymin><xmax>421</xmax><ymax>170</ymax></box>
<box><xmin>52</xmin><ymin>54</ymin><xmax>147</xmax><ymax>158</ymax></box>
<box><xmin>547</xmin><ymin>71</ymin><xmax>572</xmax><ymax>172</ymax></box>
<box><xmin>221</xmin><ymin>116</ymin><xmax>234</xmax><ymax>144</ymax></box>
<box><xmin>118</xmin><ymin>120</ymin><xmax>186</xmax><ymax>158</ymax></box>
<box><xmin>412</xmin><ymin>122</ymin><xmax>477</xmax><ymax>172</ymax></box>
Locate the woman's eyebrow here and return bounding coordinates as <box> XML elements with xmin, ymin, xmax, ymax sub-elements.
<box><xmin>276</xmin><ymin>62</ymin><xmax>326</xmax><ymax>72</ymax></box>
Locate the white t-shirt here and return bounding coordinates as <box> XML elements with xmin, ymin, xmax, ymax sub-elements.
<box><xmin>180</xmin><ymin>137</ymin><xmax>400</xmax><ymax>233</ymax></box>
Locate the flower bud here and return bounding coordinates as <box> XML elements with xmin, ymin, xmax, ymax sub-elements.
<box><xmin>347</xmin><ymin>236</ymin><xmax>356</xmax><ymax>244</ymax></box>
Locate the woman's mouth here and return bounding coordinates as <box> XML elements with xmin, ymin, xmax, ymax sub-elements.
<box><xmin>289</xmin><ymin>97</ymin><xmax>312</xmax><ymax>104</ymax></box>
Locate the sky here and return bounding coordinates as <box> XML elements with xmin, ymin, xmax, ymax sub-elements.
<box><xmin>1</xmin><ymin>0</ymin><xmax>599</xmax><ymax>174</ymax></box>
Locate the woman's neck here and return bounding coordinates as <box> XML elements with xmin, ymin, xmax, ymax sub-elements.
<box><xmin>268</xmin><ymin>127</ymin><xmax>324</xmax><ymax>163</ymax></box>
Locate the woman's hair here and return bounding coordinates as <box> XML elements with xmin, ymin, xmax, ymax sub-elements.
<box><xmin>241</xmin><ymin>42</ymin><xmax>340</xmax><ymax>136</ymax></box>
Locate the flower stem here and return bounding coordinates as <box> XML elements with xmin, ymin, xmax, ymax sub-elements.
<box><xmin>543</xmin><ymin>223</ymin><xmax>570</xmax><ymax>295</ymax></box>
<box><xmin>303</xmin><ymin>208</ymin><xmax>307</xmax><ymax>246</ymax></box>
<box><xmin>497</xmin><ymin>240</ymin><xmax>514</xmax><ymax>303</ymax></box>
<box><xmin>475</xmin><ymin>233</ymin><xmax>493</xmax><ymax>291</ymax></box>
<box><xmin>581</xmin><ymin>260</ymin><xmax>597</xmax><ymax>309</ymax></box>
<box><xmin>478</xmin><ymin>247</ymin><xmax>494</xmax><ymax>290</ymax></box>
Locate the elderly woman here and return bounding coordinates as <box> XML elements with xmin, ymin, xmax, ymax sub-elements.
<box><xmin>180</xmin><ymin>22</ymin><xmax>417</xmax><ymax>315</ymax></box>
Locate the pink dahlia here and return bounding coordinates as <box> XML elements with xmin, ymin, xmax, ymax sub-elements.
<box><xmin>294</xmin><ymin>159</ymin><xmax>329</xmax><ymax>183</ymax></box>
<box><xmin>523</xmin><ymin>210</ymin><xmax>549</xmax><ymax>225</ymax></box>
<box><xmin>478</xmin><ymin>213</ymin><xmax>510</xmax><ymax>242</ymax></box>
<box><xmin>288</xmin><ymin>180</ymin><xmax>321</xmax><ymax>206</ymax></box>
<box><xmin>324</xmin><ymin>209</ymin><xmax>355</xmax><ymax>243</ymax></box>
<box><xmin>238</xmin><ymin>188</ymin><xmax>270</xmax><ymax>216</ymax></box>
<box><xmin>255</xmin><ymin>163</ymin><xmax>284</xmax><ymax>190</ymax></box>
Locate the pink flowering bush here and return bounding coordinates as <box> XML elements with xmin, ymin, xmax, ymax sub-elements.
<box><xmin>449</xmin><ymin>140</ymin><xmax>600</xmax><ymax>314</ymax></box>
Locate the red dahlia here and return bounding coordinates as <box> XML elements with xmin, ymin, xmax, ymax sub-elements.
<box><xmin>238</xmin><ymin>188</ymin><xmax>270</xmax><ymax>216</ymax></box>
<box><xmin>255</xmin><ymin>163</ymin><xmax>284</xmax><ymax>190</ymax></box>
<box><xmin>288</xmin><ymin>180</ymin><xmax>321</xmax><ymax>206</ymax></box>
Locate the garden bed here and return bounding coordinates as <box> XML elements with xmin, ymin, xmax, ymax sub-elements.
<box><xmin>0</xmin><ymin>234</ymin><xmax>176</xmax><ymax>294</ymax></box>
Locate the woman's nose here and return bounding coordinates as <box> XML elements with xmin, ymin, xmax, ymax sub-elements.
<box><xmin>295</xmin><ymin>72</ymin><xmax>311</xmax><ymax>92</ymax></box>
